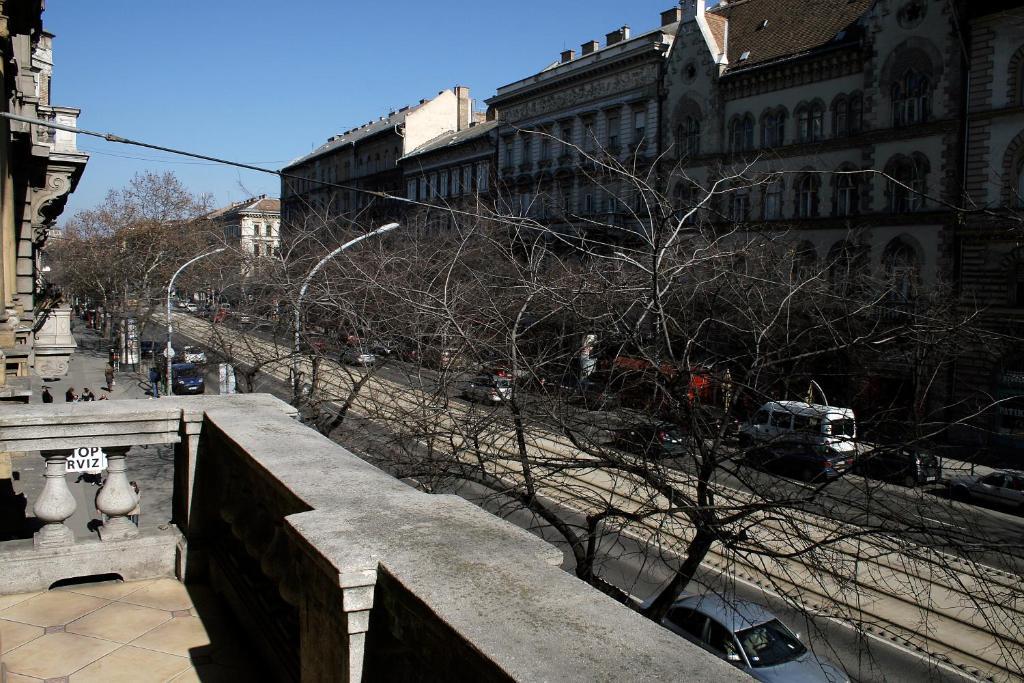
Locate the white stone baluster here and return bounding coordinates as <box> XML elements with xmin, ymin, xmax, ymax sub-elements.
<box><xmin>33</xmin><ymin>450</ymin><xmax>76</xmax><ymax>547</ymax></box>
<box><xmin>95</xmin><ymin>447</ymin><xmax>138</xmax><ymax>541</ymax></box>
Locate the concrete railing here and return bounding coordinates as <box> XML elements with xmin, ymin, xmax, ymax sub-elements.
<box><xmin>0</xmin><ymin>395</ymin><xmax>748</xmax><ymax>682</ymax></box>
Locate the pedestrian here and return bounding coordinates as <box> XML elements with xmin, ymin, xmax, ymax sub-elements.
<box><xmin>128</xmin><ymin>481</ymin><xmax>141</xmax><ymax>526</ymax></box>
<box><xmin>81</xmin><ymin>387</ymin><xmax>96</xmax><ymax>401</ymax></box>
<box><xmin>104</xmin><ymin>363</ymin><xmax>115</xmax><ymax>392</ymax></box>
<box><xmin>64</xmin><ymin>386</ymin><xmax>78</xmax><ymax>402</ymax></box>
<box><xmin>41</xmin><ymin>387</ymin><xmax>53</xmax><ymax>403</ymax></box>
<box><xmin>148</xmin><ymin>366</ymin><xmax>160</xmax><ymax>398</ymax></box>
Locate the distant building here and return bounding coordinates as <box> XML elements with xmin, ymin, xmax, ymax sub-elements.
<box><xmin>485</xmin><ymin>8</ymin><xmax>681</xmax><ymax>242</ymax></box>
<box><xmin>0</xmin><ymin>1</ymin><xmax>88</xmax><ymax>394</ymax></box>
<box><xmin>281</xmin><ymin>87</ymin><xmax>474</xmax><ymax>229</ymax></box>
<box><xmin>209</xmin><ymin>195</ymin><xmax>281</xmax><ymax>258</ymax></box>
<box><xmin>399</xmin><ymin>119</ymin><xmax>498</xmax><ymax>229</ymax></box>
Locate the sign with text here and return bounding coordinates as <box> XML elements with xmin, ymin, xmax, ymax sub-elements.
<box><xmin>65</xmin><ymin>446</ymin><xmax>108</xmax><ymax>473</ymax></box>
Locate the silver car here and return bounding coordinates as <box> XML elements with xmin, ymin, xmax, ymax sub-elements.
<box><xmin>951</xmin><ymin>469</ymin><xmax>1024</xmax><ymax>510</ymax></box>
<box><xmin>341</xmin><ymin>348</ymin><xmax>377</xmax><ymax>367</ymax></box>
<box><xmin>181</xmin><ymin>345</ymin><xmax>206</xmax><ymax>365</ymax></box>
<box><xmin>659</xmin><ymin>594</ymin><xmax>847</xmax><ymax>682</ymax></box>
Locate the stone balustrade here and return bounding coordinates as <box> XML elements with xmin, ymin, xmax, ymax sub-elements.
<box><xmin>0</xmin><ymin>395</ymin><xmax>749</xmax><ymax>682</ymax></box>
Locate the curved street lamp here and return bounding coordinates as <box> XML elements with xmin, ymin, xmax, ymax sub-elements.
<box><xmin>292</xmin><ymin>222</ymin><xmax>400</xmax><ymax>403</ymax></box>
<box><xmin>166</xmin><ymin>247</ymin><xmax>226</xmax><ymax>395</ymax></box>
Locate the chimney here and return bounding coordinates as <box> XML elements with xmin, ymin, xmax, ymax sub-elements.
<box><xmin>661</xmin><ymin>7</ymin><xmax>682</xmax><ymax>25</ymax></box>
<box><xmin>560</xmin><ymin>48</ymin><xmax>575</xmax><ymax>63</ymax></box>
<box><xmin>606</xmin><ymin>26</ymin><xmax>630</xmax><ymax>46</ymax></box>
<box><xmin>681</xmin><ymin>0</ymin><xmax>706</xmax><ymax>23</ymax></box>
<box><xmin>454</xmin><ymin>85</ymin><xmax>472</xmax><ymax>131</ymax></box>
<box><xmin>581</xmin><ymin>40</ymin><xmax>599</xmax><ymax>55</ymax></box>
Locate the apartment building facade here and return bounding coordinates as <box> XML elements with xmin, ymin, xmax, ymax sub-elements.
<box><xmin>0</xmin><ymin>1</ymin><xmax>87</xmax><ymax>394</ymax></box>
<box><xmin>280</xmin><ymin>87</ymin><xmax>474</xmax><ymax>230</ymax></box>
<box><xmin>211</xmin><ymin>195</ymin><xmax>281</xmax><ymax>259</ymax></box>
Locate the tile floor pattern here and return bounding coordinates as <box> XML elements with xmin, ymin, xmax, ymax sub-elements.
<box><xmin>0</xmin><ymin>578</ymin><xmax>258</xmax><ymax>682</ymax></box>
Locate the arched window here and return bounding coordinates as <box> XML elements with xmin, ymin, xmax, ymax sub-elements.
<box><xmin>833</xmin><ymin>96</ymin><xmax>848</xmax><ymax>137</ymax></box>
<box><xmin>795</xmin><ymin>175</ymin><xmax>819</xmax><ymax>217</ymax></box>
<box><xmin>887</xmin><ymin>155</ymin><xmax>928</xmax><ymax>213</ymax></box>
<box><xmin>730</xmin><ymin>114</ymin><xmax>755</xmax><ymax>153</ymax></box>
<box><xmin>849</xmin><ymin>93</ymin><xmax>864</xmax><ymax>134</ymax></box>
<box><xmin>834</xmin><ymin>172</ymin><xmax>860</xmax><ymax>216</ymax></box>
<box><xmin>676</xmin><ymin>116</ymin><xmax>701</xmax><ymax>157</ymax></box>
<box><xmin>728</xmin><ymin>187</ymin><xmax>749</xmax><ymax>222</ymax></box>
<box><xmin>883</xmin><ymin>239</ymin><xmax>920</xmax><ymax>303</ymax></box>
<box><xmin>763</xmin><ymin>180</ymin><xmax>783</xmax><ymax>219</ymax></box>
<box><xmin>762</xmin><ymin>109</ymin><xmax>786</xmax><ymax>147</ymax></box>
<box><xmin>892</xmin><ymin>69</ymin><xmax>931</xmax><ymax>126</ymax></box>
<box><xmin>796</xmin><ymin>104</ymin><xmax>824</xmax><ymax>143</ymax></box>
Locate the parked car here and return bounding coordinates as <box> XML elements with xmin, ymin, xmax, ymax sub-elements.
<box><xmin>460</xmin><ymin>375</ymin><xmax>513</xmax><ymax>404</ymax></box>
<box><xmin>657</xmin><ymin>593</ymin><xmax>847</xmax><ymax>682</ymax></box>
<box><xmin>184</xmin><ymin>302</ymin><xmax>199</xmax><ymax>313</ymax></box>
<box><xmin>854</xmin><ymin>446</ymin><xmax>941</xmax><ymax>487</ymax></box>
<box><xmin>611</xmin><ymin>423</ymin><xmax>687</xmax><ymax>458</ymax></box>
<box><xmin>139</xmin><ymin>340</ymin><xmax>158</xmax><ymax>357</ymax></box>
<box><xmin>950</xmin><ymin>470</ymin><xmax>1024</xmax><ymax>510</ymax></box>
<box><xmin>170</xmin><ymin>363</ymin><xmax>205</xmax><ymax>395</ymax></box>
<box><xmin>181</xmin><ymin>345</ymin><xmax>206</xmax><ymax>365</ymax></box>
<box><xmin>341</xmin><ymin>348</ymin><xmax>377</xmax><ymax>367</ymax></box>
<box><xmin>738</xmin><ymin>401</ymin><xmax>856</xmax><ymax>454</ymax></box>
<box><xmin>744</xmin><ymin>441</ymin><xmax>854</xmax><ymax>482</ymax></box>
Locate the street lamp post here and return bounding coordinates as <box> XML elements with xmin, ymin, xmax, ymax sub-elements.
<box><xmin>292</xmin><ymin>222</ymin><xmax>399</xmax><ymax>403</ymax></box>
<box><xmin>166</xmin><ymin>248</ymin><xmax>226</xmax><ymax>395</ymax></box>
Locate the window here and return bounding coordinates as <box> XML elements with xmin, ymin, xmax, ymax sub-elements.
<box><xmin>583</xmin><ymin>120</ymin><xmax>596</xmax><ymax>152</ymax></box>
<box><xmin>476</xmin><ymin>162</ymin><xmax>489</xmax><ymax>191</ymax></box>
<box><xmin>428</xmin><ymin>174</ymin><xmax>438</xmax><ymax>199</ymax></box>
<box><xmin>763</xmin><ymin>181</ymin><xmax>782</xmax><ymax>219</ymax></box>
<box><xmin>419</xmin><ymin>177</ymin><xmax>428</xmax><ymax>199</ymax></box>
<box><xmin>834</xmin><ymin>173</ymin><xmax>859</xmax><ymax>216</ymax></box>
<box><xmin>451</xmin><ymin>168</ymin><xmax>461</xmax><ymax>196</ymax></box>
<box><xmin>769</xmin><ymin>411</ymin><xmax>792</xmax><ymax>429</ymax></box>
<box><xmin>883</xmin><ymin>239</ymin><xmax>920</xmax><ymax>303</ymax></box>
<box><xmin>887</xmin><ymin>157</ymin><xmax>927</xmax><ymax>213</ymax></box>
<box><xmin>560</xmin><ymin>124</ymin><xmax>573</xmax><ymax>155</ymax></box>
<box><xmin>607</xmin><ymin>113</ymin><xmax>620</xmax><ymax>148</ymax></box>
<box><xmin>439</xmin><ymin>171</ymin><xmax>449</xmax><ymax>198</ymax></box>
<box><xmin>540</xmin><ymin>137</ymin><xmax>550</xmax><ymax>160</ymax></box>
<box><xmin>560</xmin><ymin>183</ymin><xmax>572</xmax><ymax>213</ymax></box>
<box><xmin>633</xmin><ymin>110</ymin><xmax>646</xmax><ymax>145</ymax></box>
<box><xmin>797</xmin><ymin>104</ymin><xmax>824</xmax><ymax>142</ymax></box>
<box><xmin>762</xmin><ymin>110</ymin><xmax>785</xmax><ymax>147</ymax></box>
<box><xmin>607</xmin><ymin>190</ymin><xmax>619</xmax><ymax>214</ymax></box>
<box><xmin>676</xmin><ymin>116</ymin><xmax>701</xmax><ymax>157</ymax></box>
<box><xmin>666</xmin><ymin>607</ymin><xmax>706</xmax><ymax>639</ymax></box>
<box><xmin>833</xmin><ymin>97</ymin><xmax>848</xmax><ymax>137</ymax></box>
<box><xmin>892</xmin><ymin>69</ymin><xmax>931</xmax><ymax>126</ymax></box>
<box><xmin>729</xmin><ymin>115</ymin><xmax>754</xmax><ymax>153</ymax></box>
<box><xmin>796</xmin><ymin>176</ymin><xmax>819</xmax><ymax>217</ymax></box>
<box><xmin>521</xmin><ymin>137</ymin><xmax>531</xmax><ymax>166</ymax></box>
<box><xmin>462</xmin><ymin>166</ymin><xmax>473</xmax><ymax>195</ymax></box>
<box><xmin>706</xmin><ymin>620</ymin><xmax>742</xmax><ymax>662</ymax></box>
<box><xmin>583</xmin><ymin>187</ymin><xmax>594</xmax><ymax>214</ymax></box>
<box><xmin>728</xmin><ymin>187</ymin><xmax>749</xmax><ymax>221</ymax></box>
<box><xmin>503</xmin><ymin>140</ymin><xmax>513</xmax><ymax>167</ymax></box>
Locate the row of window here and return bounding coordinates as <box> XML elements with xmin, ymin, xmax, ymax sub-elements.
<box><xmin>501</xmin><ymin>108</ymin><xmax>650</xmax><ymax>167</ymax></box>
<box><xmin>407</xmin><ymin>161</ymin><xmax>490</xmax><ymax>201</ymax></box>
<box><xmin>675</xmin><ymin>157</ymin><xmax>928</xmax><ymax>222</ymax></box>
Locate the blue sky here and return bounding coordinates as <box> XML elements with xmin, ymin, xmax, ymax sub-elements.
<box><xmin>46</xmin><ymin>0</ymin><xmax>681</xmax><ymax>221</ymax></box>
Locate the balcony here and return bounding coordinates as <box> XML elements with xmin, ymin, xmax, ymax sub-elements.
<box><xmin>0</xmin><ymin>395</ymin><xmax>747</xmax><ymax>682</ymax></box>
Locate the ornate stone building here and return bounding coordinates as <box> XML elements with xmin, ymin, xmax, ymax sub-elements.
<box><xmin>210</xmin><ymin>195</ymin><xmax>281</xmax><ymax>259</ymax></box>
<box><xmin>0</xmin><ymin>1</ymin><xmax>87</xmax><ymax>396</ymax></box>
<box><xmin>281</xmin><ymin>87</ymin><xmax>474</xmax><ymax>230</ymax></box>
<box><xmin>485</xmin><ymin>8</ymin><xmax>682</xmax><ymax>242</ymax></box>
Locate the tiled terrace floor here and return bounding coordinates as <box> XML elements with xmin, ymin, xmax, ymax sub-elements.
<box><xmin>0</xmin><ymin>578</ymin><xmax>257</xmax><ymax>682</ymax></box>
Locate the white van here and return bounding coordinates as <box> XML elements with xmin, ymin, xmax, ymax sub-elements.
<box><xmin>738</xmin><ymin>400</ymin><xmax>857</xmax><ymax>452</ymax></box>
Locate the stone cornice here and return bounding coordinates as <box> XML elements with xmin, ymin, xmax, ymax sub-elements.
<box><xmin>720</xmin><ymin>45</ymin><xmax>864</xmax><ymax>100</ymax></box>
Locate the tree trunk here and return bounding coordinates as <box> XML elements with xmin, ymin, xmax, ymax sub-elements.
<box><xmin>640</xmin><ymin>529</ymin><xmax>715</xmax><ymax>621</ymax></box>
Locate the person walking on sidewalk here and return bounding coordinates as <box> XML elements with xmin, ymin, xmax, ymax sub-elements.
<box><xmin>148</xmin><ymin>366</ymin><xmax>160</xmax><ymax>398</ymax></box>
<box><xmin>41</xmin><ymin>387</ymin><xmax>53</xmax><ymax>403</ymax></box>
<box><xmin>104</xmin><ymin>363</ymin><xmax>115</xmax><ymax>392</ymax></box>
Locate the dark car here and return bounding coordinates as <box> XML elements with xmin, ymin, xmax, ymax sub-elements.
<box><xmin>612</xmin><ymin>423</ymin><xmax>688</xmax><ymax>458</ymax></box>
<box><xmin>139</xmin><ymin>340</ymin><xmax>158</xmax><ymax>357</ymax></box>
<box><xmin>854</xmin><ymin>446</ymin><xmax>941</xmax><ymax>487</ymax></box>
<box><xmin>745</xmin><ymin>442</ymin><xmax>854</xmax><ymax>482</ymax></box>
<box><xmin>171</xmin><ymin>362</ymin><xmax>205</xmax><ymax>395</ymax></box>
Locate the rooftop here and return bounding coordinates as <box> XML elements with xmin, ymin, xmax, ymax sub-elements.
<box><xmin>401</xmin><ymin>120</ymin><xmax>499</xmax><ymax>161</ymax></box>
<box><xmin>206</xmin><ymin>195</ymin><xmax>280</xmax><ymax>220</ymax></box>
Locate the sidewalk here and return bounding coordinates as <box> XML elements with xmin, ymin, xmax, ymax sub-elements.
<box><xmin>30</xmin><ymin>321</ymin><xmax>154</xmax><ymax>404</ymax></box>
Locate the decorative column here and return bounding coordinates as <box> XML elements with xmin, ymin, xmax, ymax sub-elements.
<box><xmin>33</xmin><ymin>450</ymin><xmax>76</xmax><ymax>547</ymax></box>
<box><xmin>95</xmin><ymin>447</ymin><xmax>138</xmax><ymax>541</ymax></box>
